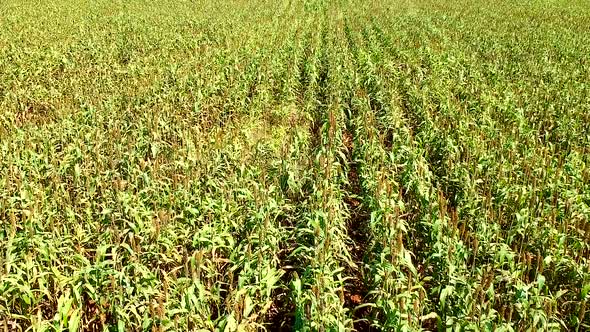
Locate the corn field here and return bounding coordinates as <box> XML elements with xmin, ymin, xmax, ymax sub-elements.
<box><xmin>1</xmin><ymin>0</ymin><xmax>589</xmax><ymax>331</ymax></box>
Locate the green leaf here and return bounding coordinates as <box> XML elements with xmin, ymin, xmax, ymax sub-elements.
<box><xmin>243</xmin><ymin>294</ymin><xmax>253</xmax><ymax>318</ymax></box>
<box><xmin>68</xmin><ymin>309</ymin><xmax>81</xmax><ymax>332</ymax></box>
<box><xmin>440</xmin><ymin>285</ymin><xmax>454</xmax><ymax>309</ymax></box>
<box><xmin>537</xmin><ymin>274</ymin><xmax>545</xmax><ymax>290</ymax></box>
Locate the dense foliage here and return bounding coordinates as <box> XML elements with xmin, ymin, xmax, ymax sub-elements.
<box><xmin>1</xmin><ymin>0</ymin><xmax>589</xmax><ymax>330</ymax></box>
